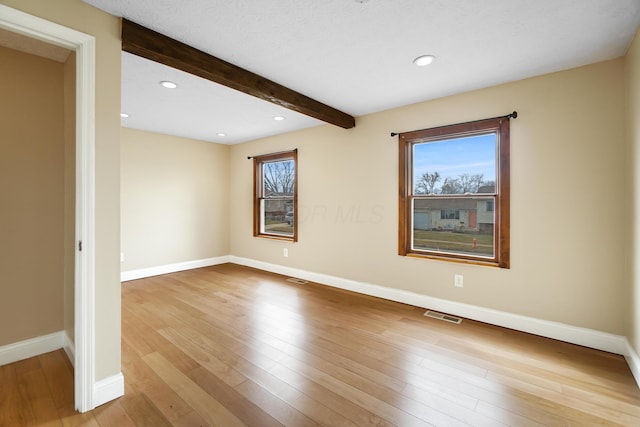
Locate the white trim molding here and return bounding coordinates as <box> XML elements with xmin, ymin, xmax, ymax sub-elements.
<box><xmin>73</xmin><ymin>19</ymin><xmax>97</xmax><ymax>417</ymax></box>
<box><xmin>64</xmin><ymin>331</ymin><xmax>75</xmax><ymax>367</ymax></box>
<box><xmin>625</xmin><ymin>340</ymin><xmax>640</xmax><ymax>389</ymax></box>
<box><xmin>93</xmin><ymin>372</ymin><xmax>125</xmax><ymax>408</ymax></box>
<box><xmin>0</xmin><ymin>4</ymin><xmax>97</xmax><ymax>413</ymax></box>
<box><xmin>121</xmin><ymin>256</ymin><xmax>231</xmax><ymax>282</ymax></box>
<box><xmin>229</xmin><ymin>256</ymin><xmax>628</xmax><ymax>356</ymax></box>
<box><xmin>0</xmin><ymin>332</ymin><xmax>66</xmax><ymax>367</ymax></box>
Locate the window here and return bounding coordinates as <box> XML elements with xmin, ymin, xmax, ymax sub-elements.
<box><xmin>253</xmin><ymin>150</ymin><xmax>297</xmax><ymax>241</ymax></box>
<box><xmin>398</xmin><ymin>116</ymin><xmax>510</xmax><ymax>268</ymax></box>
<box><xmin>441</xmin><ymin>210</ymin><xmax>460</xmax><ymax>220</ymax></box>
<box><xmin>486</xmin><ymin>200</ymin><xmax>494</xmax><ymax>212</ymax></box>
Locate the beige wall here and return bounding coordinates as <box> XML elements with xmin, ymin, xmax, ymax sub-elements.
<box><xmin>121</xmin><ymin>128</ymin><xmax>230</xmax><ymax>271</ymax></box>
<box><xmin>2</xmin><ymin>0</ymin><xmax>122</xmax><ymax>381</ymax></box>
<box><xmin>628</xmin><ymin>30</ymin><xmax>640</xmax><ymax>354</ymax></box>
<box><xmin>0</xmin><ymin>46</ymin><xmax>65</xmax><ymax>346</ymax></box>
<box><xmin>230</xmin><ymin>58</ymin><xmax>628</xmax><ymax>335</ymax></box>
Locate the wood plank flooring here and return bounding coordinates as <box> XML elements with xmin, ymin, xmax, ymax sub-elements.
<box><xmin>2</xmin><ymin>263</ymin><xmax>640</xmax><ymax>426</ymax></box>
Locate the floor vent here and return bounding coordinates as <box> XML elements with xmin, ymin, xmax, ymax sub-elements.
<box><xmin>424</xmin><ymin>310</ymin><xmax>462</xmax><ymax>324</ymax></box>
<box><xmin>286</xmin><ymin>277</ymin><xmax>308</xmax><ymax>285</ymax></box>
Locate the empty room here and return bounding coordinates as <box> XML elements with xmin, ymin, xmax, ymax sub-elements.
<box><xmin>3</xmin><ymin>0</ymin><xmax>640</xmax><ymax>425</ymax></box>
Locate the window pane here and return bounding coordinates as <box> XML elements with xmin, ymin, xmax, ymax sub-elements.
<box><xmin>399</xmin><ymin>116</ymin><xmax>510</xmax><ymax>267</ymax></box>
<box><xmin>254</xmin><ymin>150</ymin><xmax>297</xmax><ymax>241</ymax></box>
<box><xmin>261</xmin><ymin>199</ymin><xmax>294</xmax><ymax>236</ymax></box>
<box><xmin>413</xmin><ymin>133</ymin><xmax>496</xmax><ymax>195</ymax></box>
<box><xmin>486</xmin><ymin>200</ymin><xmax>494</xmax><ymax>212</ymax></box>
<box><xmin>412</xmin><ymin>197</ymin><xmax>494</xmax><ymax>258</ymax></box>
<box><xmin>263</xmin><ymin>159</ymin><xmax>295</xmax><ymax>198</ymax></box>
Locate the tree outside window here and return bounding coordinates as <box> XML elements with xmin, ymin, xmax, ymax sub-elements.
<box><xmin>253</xmin><ymin>150</ymin><xmax>297</xmax><ymax>241</ymax></box>
<box><xmin>398</xmin><ymin>116</ymin><xmax>511</xmax><ymax>268</ymax></box>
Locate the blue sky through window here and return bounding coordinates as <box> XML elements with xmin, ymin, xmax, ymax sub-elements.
<box><xmin>413</xmin><ymin>133</ymin><xmax>496</xmax><ymax>193</ymax></box>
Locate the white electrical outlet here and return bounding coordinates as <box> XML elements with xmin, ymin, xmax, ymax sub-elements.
<box><xmin>283</xmin><ymin>248</ymin><xmax>289</xmax><ymax>257</ymax></box>
<box><xmin>120</xmin><ymin>252</ymin><xmax>124</xmax><ymax>263</ymax></box>
<box><xmin>454</xmin><ymin>274</ymin><xmax>463</xmax><ymax>287</ymax></box>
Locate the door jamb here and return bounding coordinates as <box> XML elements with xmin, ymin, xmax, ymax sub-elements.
<box><xmin>0</xmin><ymin>5</ymin><xmax>96</xmax><ymax>413</ymax></box>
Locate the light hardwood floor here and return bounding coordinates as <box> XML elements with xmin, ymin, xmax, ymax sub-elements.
<box><xmin>2</xmin><ymin>263</ymin><xmax>640</xmax><ymax>426</ymax></box>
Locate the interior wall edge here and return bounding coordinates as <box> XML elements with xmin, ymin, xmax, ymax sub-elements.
<box><xmin>64</xmin><ymin>329</ymin><xmax>75</xmax><ymax>367</ymax></box>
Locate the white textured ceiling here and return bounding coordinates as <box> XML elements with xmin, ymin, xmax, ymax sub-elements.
<box><xmin>83</xmin><ymin>0</ymin><xmax>640</xmax><ymax>144</ymax></box>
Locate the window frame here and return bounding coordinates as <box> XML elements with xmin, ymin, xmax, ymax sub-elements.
<box><xmin>398</xmin><ymin>116</ymin><xmax>510</xmax><ymax>268</ymax></box>
<box><xmin>253</xmin><ymin>150</ymin><xmax>298</xmax><ymax>242</ymax></box>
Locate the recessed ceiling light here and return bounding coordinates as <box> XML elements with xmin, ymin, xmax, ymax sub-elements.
<box><xmin>160</xmin><ymin>80</ymin><xmax>177</xmax><ymax>89</ymax></box>
<box><xmin>413</xmin><ymin>55</ymin><xmax>436</xmax><ymax>67</ymax></box>
<box><xmin>273</xmin><ymin>116</ymin><xmax>286</xmax><ymax>121</ymax></box>
<box><xmin>120</xmin><ymin>113</ymin><xmax>129</xmax><ymax>118</ymax></box>
<box><xmin>217</xmin><ymin>133</ymin><xmax>226</xmax><ymax>137</ymax></box>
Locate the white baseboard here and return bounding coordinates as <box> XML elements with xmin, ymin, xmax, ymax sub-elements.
<box><xmin>0</xmin><ymin>331</ymin><xmax>66</xmax><ymax>367</ymax></box>
<box><xmin>121</xmin><ymin>256</ymin><xmax>231</xmax><ymax>282</ymax></box>
<box><xmin>625</xmin><ymin>339</ymin><xmax>640</xmax><ymax>388</ymax></box>
<box><xmin>93</xmin><ymin>372</ymin><xmax>124</xmax><ymax>408</ymax></box>
<box><xmin>0</xmin><ymin>330</ymin><xmax>74</xmax><ymax>371</ymax></box>
<box><xmin>229</xmin><ymin>256</ymin><xmax>627</xmax><ymax>356</ymax></box>
<box><xmin>64</xmin><ymin>330</ymin><xmax>75</xmax><ymax>367</ymax></box>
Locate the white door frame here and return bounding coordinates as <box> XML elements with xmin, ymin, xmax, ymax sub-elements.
<box><xmin>0</xmin><ymin>5</ymin><xmax>96</xmax><ymax>413</ymax></box>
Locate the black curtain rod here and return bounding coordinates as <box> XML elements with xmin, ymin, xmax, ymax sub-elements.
<box><xmin>247</xmin><ymin>148</ymin><xmax>298</xmax><ymax>160</ymax></box>
<box><xmin>390</xmin><ymin>111</ymin><xmax>518</xmax><ymax>137</ymax></box>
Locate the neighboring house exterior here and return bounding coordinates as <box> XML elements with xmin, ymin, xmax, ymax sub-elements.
<box><xmin>263</xmin><ymin>191</ymin><xmax>293</xmax><ymax>221</ymax></box>
<box><xmin>477</xmin><ymin>198</ymin><xmax>494</xmax><ymax>234</ymax></box>
<box><xmin>414</xmin><ymin>196</ymin><xmax>494</xmax><ymax>233</ymax></box>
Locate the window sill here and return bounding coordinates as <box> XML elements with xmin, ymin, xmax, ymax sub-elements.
<box><xmin>255</xmin><ymin>233</ymin><xmax>297</xmax><ymax>242</ymax></box>
<box><xmin>402</xmin><ymin>252</ymin><xmax>505</xmax><ymax>268</ymax></box>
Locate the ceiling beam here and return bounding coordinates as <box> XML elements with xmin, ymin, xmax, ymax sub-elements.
<box><xmin>121</xmin><ymin>19</ymin><xmax>355</xmax><ymax>129</ymax></box>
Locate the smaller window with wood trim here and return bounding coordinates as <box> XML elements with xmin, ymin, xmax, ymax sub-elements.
<box><xmin>398</xmin><ymin>115</ymin><xmax>512</xmax><ymax>268</ymax></box>
<box><xmin>253</xmin><ymin>150</ymin><xmax>298</xmax><ymax>241</ymax></box>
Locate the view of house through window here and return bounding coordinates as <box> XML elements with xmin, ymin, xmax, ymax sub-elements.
<box><xmin>399</xmin><ymin>116</ymin><xmax>511</xmax><ymax>267</ymax></box>
<box><xmin>253</xmin><ymin>150</ymin><xmax>297</xmax><ymax>241</ymax></box>
<box><xmin>412</xmin><ymin>134</ymin><xmax>496</xmax><ymax>257</ymax></box>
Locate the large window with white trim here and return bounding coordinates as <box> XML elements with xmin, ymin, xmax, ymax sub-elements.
<box><xmin>398</xmin><ymin>116</ymin><xmax>511</xmax><ymax>268</ymax></box>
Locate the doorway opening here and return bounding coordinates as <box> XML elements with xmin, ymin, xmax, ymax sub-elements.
<box><xmin>0</xmin><ymin>5</ymin><xmax>97</xmax><ymax>413</ymax></box>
